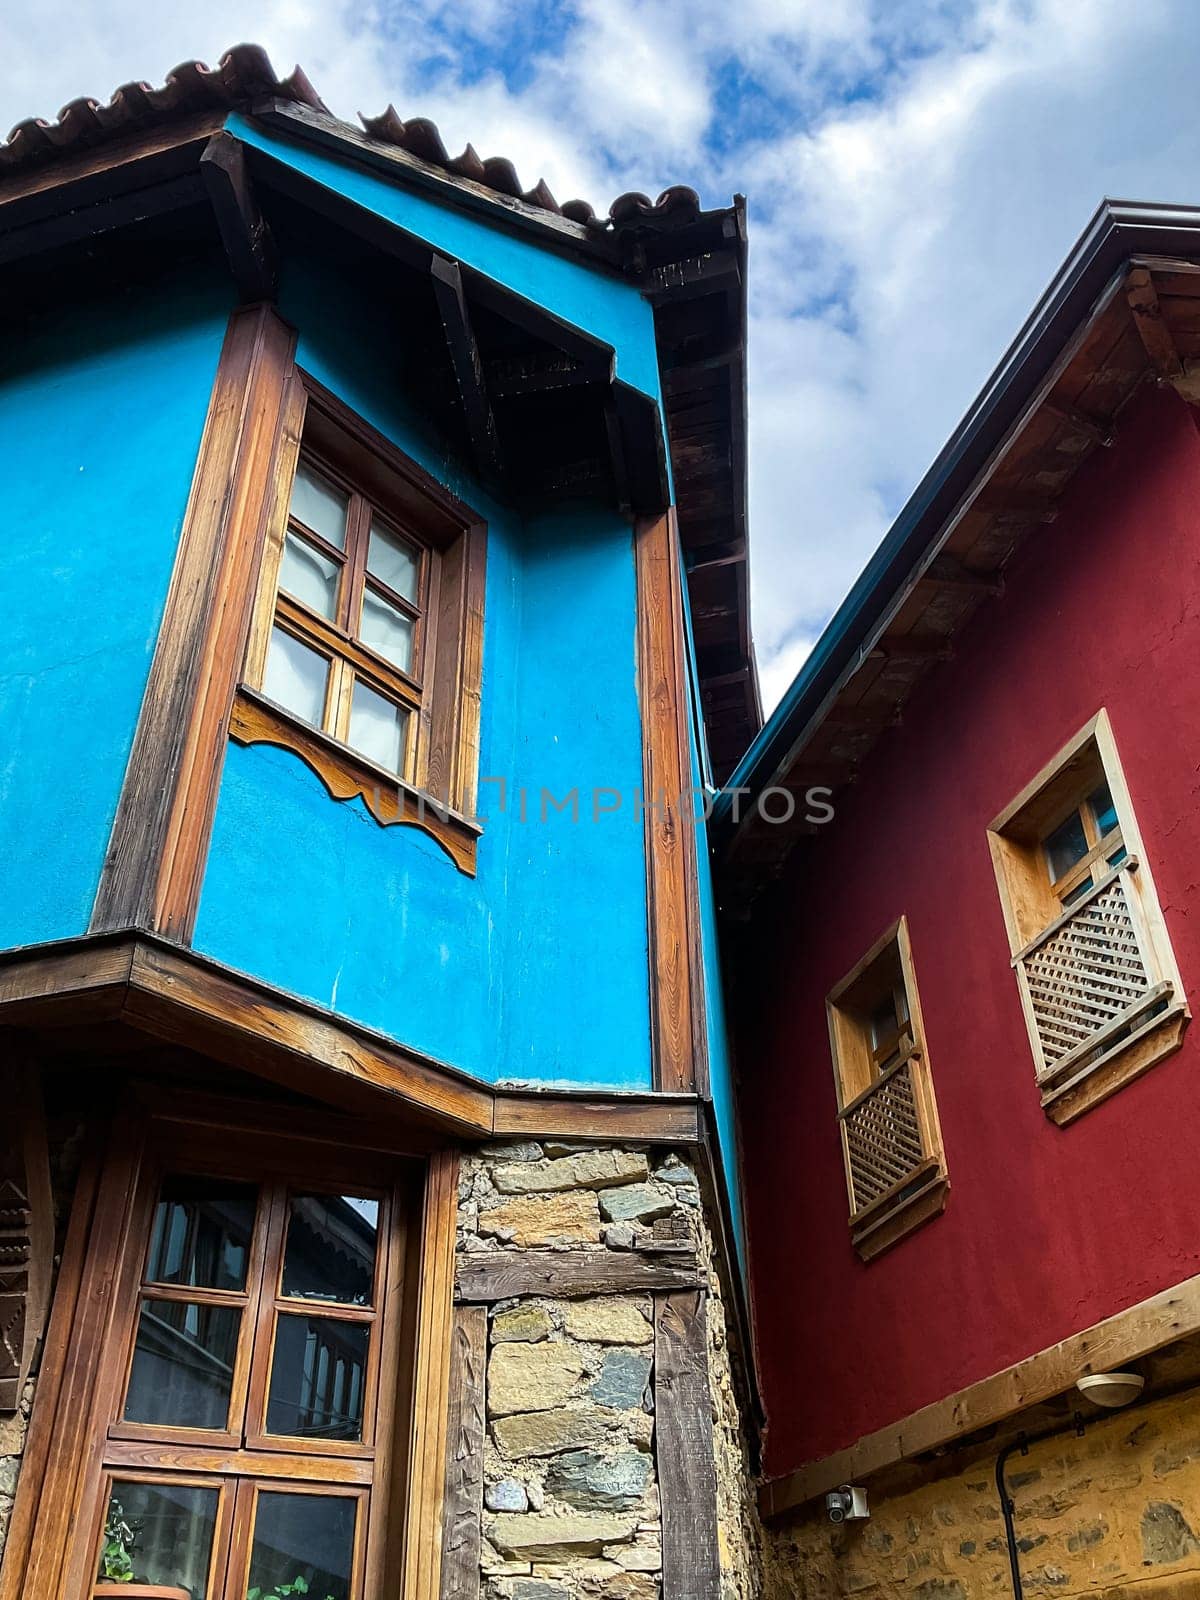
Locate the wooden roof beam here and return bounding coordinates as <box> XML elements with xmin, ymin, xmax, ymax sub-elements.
<box><xmin>430</xmin><ymin>253</ymin><xmax>505</xmax><ymax>487</ymax></box>
<box><xmin>200</xmin><ymin>132</ymin><xmax>277</xmax><ymax>303</ymax></box>
<box><xmin>1041</xmin><ymin>399</ymin><xmax>1115</xmax><ymax>448</ymax></box>
<box><xmin>869</xmin><ymin>636</ymin><xmax>953</xmax><ymax>664</ymax></box>
<box><xmin>914</xmin><ymin>555</ymin><xmax>1004</xmax><ymax>599</ymax></box>
<box><xmin>686</xmin><ymin>537</ymin><xmax>746</xmax><ymax>572</ymax></box>
<box><xmin>1126</xmin><ymin>266</ymin><xmax>1184</xmax><ymax>380</ymax></box>
<box><xmin>485</xmin><ymin>350</ymin><xmax>611</xmax><ymax>398</ymax></box>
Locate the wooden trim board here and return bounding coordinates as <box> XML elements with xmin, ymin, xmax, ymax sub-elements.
<box><xmin>759</xmin><ymin>1267</ymin><xmax>1200</xmax><ymax>1520</ymax></box>
<box><xmin>636</xmin><ymin>511</ymin><xmax>703</xmax><ymax>1094</ymax></box>
<box><xmin>92</xmin><ymin>304</ymin><xmax>297</xmax><ymax>941</ymax></box>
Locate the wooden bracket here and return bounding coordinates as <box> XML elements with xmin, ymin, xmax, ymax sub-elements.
<box><xmin>200</xmin><ymin>131</ymin><xmax>278</xmax><ymax>303</ymax></box>
<box><xmin>1127</xmin><ymin>266</ymin><xmax>1185</xmax><ymax>380</ymax></box>
<box><xmin>430</xmin><ymin>254</ymin><xmax>505</xmax><ymax>487</ymax></box>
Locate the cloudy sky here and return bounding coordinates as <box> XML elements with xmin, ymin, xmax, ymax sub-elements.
<box><xmin>6</xmin><ymin>0</ymin><xmax>1200</xmax><ymax>709</ymax></box>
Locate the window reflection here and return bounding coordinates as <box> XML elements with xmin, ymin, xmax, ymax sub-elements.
<box><xmin>124</xmin><ymin>1299</ymin><xmax>239</xmax><ymax>1431</ymax></box>
<box><xmin>97</xmin><ymin>1480</ymin><xmax>218</xmax><ymax>1599</ymax></box>
<box><xmin>247</xmin><ymin>1492</ymin><xmax>355</xmax><ymax>1600</ymax></box>
<box><xmin>282</xmin><ymin>1195</ymin><xmax>379</xmax><ymax>1305</ymax></box>
<box><xmin>147</xmin><ymin>1177</ymin><xmax>256</xmax><ymax>1293</ymax></box>
<box><xmin>267</xmin><ymin>1314</ymin><xmax>369</xmax><ymax>1442</ymax></box>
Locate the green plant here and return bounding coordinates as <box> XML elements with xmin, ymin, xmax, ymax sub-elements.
<box><xmin>100</xmin><ymin>1498</ymin><xmax>140</xmax><ymax>1582</ymax></box>
<box><xmin>246</xmin><ymin>1578</ymin><xmax>336</xmax><ymax>1600</ymax></box>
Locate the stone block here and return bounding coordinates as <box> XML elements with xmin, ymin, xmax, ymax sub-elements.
<box><xmin>598</xmin><ymin>1185</ymin><xmax>674</xmax><ymax>1224</ymax></box>
<box><xmin>490</xmin><ymin>1343</ymin><xmax>584</xmax><ymax>1417</ymax></box>
<box><xmin>487</xmin><ymin>1478</ymin><xmax>531</xmax><ymax>1513</ymax></box>
<box><xmin>493</xmin><ymin>1304</ymin><xmax>554</xmax><ymax>1344</ymax></box>
<box><xmin>589</xmin><ymin>1350</ymin><xmax>652</xmax><ymax>1410</ymax></box>
<box><xmin>489</xmin><ymin>1512</ymin><xmax>639</xmax><ymax>1558</ymax></box>
<box><xmin>546</xmin><ymin>1450</ymin><xmax>653</xmax><ymax>1510</ymax></box>
<box><xmin>1142</xmin><ymin>1501</ymin><xmax>1200</xmax><ymax>1564</ymax></box>
<box><xmin>480</xmin><ymin>1191</ymin><xmax>601</xmax><ymax>1246</ymax></box>
<box><xmin>562</xmin><ymin>1298</ymin><xmax>652</xmax><ymax>1345</ymax></box>
<box><xmin>485</xmin><ymin>1142</ymin><xmax>544</xmax><ymax>1163</ymax></box>
<box><xmin>493</xmin><ymin>1406</ymin><xmax>614</xmax><ymax>1460</ymax></box>
<box><xmin>493</xmin><ymin>1151</ymin><xmax>648</xmax><ymax>1196</ymax></box>
<box><xmin>595</xmin><ymin>1574</ymin><xmax>658</xmax><ymax>1599</ymax></box>
<box><xmin>509</xmin><ymin>1583</ymin><xmax>571</xmax><ymax>1600</ymax></box>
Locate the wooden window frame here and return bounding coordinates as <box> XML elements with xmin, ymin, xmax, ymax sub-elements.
<box><xmin>234</xmin><ymin>368</ymin><xmax>487</xmax><ymax>875</ymax></box>
<box><xmin>827</xmin><ymin>917</ymin><xmax>949</xmax><ymax>1261</ymax></box>
<box><xmin>988</xmin><ymin>709</ymin><xmax>1189</xmax><ymax>1124</ymax></box>
<box><xmin>3</xmin><ymin>1095</ymin><xmax>459</xmax><ymax>1600</ymax></box>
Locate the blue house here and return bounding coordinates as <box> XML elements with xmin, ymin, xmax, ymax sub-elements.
<box><xmin>0</xmin><ymin>46</ymin><xmax>759</xmax><ymax>1600</ymax></box>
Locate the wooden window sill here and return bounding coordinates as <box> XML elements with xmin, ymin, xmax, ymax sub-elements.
<box><xmin>1041</xmin><ymin>1004</ymin><xmax>1189</xmax><ymax>1125</ymax></box>
<box><xmin>230</xmin><ymin>687</ymin><xmax>481</xmax><ymax>875</ymax></box>
<box><xmin>850</xmin><ymin>1161</ymin><xmax>949</xmax><ymax>1262</ymax></box>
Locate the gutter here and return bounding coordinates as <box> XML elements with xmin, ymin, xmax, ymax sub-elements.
<box><xmin>712</xmin><ymin>199</ymin><xmax>1200</xmax><ymax>844</ymax></box>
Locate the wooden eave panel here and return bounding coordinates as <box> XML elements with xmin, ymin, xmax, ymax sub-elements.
<box><xmin>0</xmin><ymin>934</ymin><xmax>703</xmax><ymax>1145</ymax></box>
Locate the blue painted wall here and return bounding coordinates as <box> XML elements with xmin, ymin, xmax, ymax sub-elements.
<box><xmin>0</xmin><ymin>270</ymin><xmax>232</xmax><ymax>950</ymax></box>
<box><xmin>192</xmin><ymin>244</ymin><xmax>653</xmax><ymax>1088</ymax></box>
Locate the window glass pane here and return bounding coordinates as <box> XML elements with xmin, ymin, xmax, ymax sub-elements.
<box><xmin>247</xmin><ymin>1490</ymin><xmax>356</xmax><ymax>1600</ymax></box>
<box><xmin>147</xmin><ymin>1177</ymin><xmax>256</xmax><ymax>1292</ymax></box>
<box><xmin>124</xmin><ymin>1298</ymin><xmax>240</xmax><ymax>1431</ymax></box>
<box><xmin>1044</xmin><ymin>810</ymin><xmax>1089</xmax><ymax>882</ymax></box>
<box><xmin>348</xmin><ymin>679</ymin><xmax>408</xmax><ymax>773</ymax></box>
<box><xmin>1108</xmin><ymin>843</ymin><xmax>1129</xmax><ymax>869</ymax></box>
<box><xmin>367</xmin><ymin>518</ymin><xmax>418</xmax><ymax>600</ymax></box>
<box><xmin>282</xmin><ymin>1194</ymin><xmax>379</xmax><ymax>1305</ymax></box>
<box><xmin>1090</xmin><ymin>782</ymin><xmax>1120</xmax><ymax>840</ymax></box>
<box><xmin>1062</xmin><ymin>873</ymin><xmax>1095</xmax><ymax>907</ymax></box>
<box><xmin>290</xmin><ymin>459</ymin><xmax>348</xmax><ymax>549</ymax></box>
<box><xmin>264</xmin><ymin>627</ymin><xmax>329</xmax><ymax>728</ymax></box>
<box><xmin>98</xmin><ymin>1480</ymin><xmax>218</xmax><ymax>1599</ymax></box>
<box><xmin>279</xmin><ymin>532</ymin><xmax>341</xmax><ymax>619</ymax></box>
<box><xmin>266</xmin><ymin>1313</ymin><xmax>370</xmax><ymax>1441</ymax></box>
<box><xmin>360</xmin><ymin>586</ymin><xmax>414</xmax><ymax>674</ymax></box>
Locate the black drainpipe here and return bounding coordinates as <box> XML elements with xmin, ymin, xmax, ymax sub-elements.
<box><xmin>995</xmin><ymin>1413</ymin><xmax>1087</xmax><ymax>1600</ymax></box>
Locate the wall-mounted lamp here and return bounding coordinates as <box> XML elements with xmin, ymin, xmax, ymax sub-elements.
<box><xmin>1075</xmin><ymin>1371</ymin><xmax>1145</xmax><ymax>1409</ymax></box>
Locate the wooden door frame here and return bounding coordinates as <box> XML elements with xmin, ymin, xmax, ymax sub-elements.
<box><xmin>0</xmin><ymin>1095</ymin><xmax>459</xmax><ymax>1600</ymax></box>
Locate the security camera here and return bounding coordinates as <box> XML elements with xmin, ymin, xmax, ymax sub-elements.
<box><xmin>825</xmin><ymin>1485</ymin><xmax>869</xmax><ymax>1524</ymax></box>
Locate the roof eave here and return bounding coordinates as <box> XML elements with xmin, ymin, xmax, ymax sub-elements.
<box><xmin>713</xmin><ymin>197</ymin><xmax>1200</xmax><ymax>840</ymax></box>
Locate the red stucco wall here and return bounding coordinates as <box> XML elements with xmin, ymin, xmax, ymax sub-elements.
<box><xmin>739</xmin><ymin>385</ymin><xmax>1200</xmax><ymax>1478</ymax></box>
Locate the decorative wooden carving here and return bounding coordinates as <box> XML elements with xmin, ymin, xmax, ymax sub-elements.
<box><xmin>0</xmin><ymin>1060</ymin><xmax>53</xmax><ymax>1413</ymax></box>
<box><xmin>230</xmin><ymin>689</ymin><xmax>481</xmax><ymax>874</ymax></box>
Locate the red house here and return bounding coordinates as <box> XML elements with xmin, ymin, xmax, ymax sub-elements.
<box><xmin>720</xmin><ymin>202</ymin><xmax>1200</xmax><ymax>1596</ymax></box>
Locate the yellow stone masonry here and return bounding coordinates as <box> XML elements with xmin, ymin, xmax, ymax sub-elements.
<box><xmin>766</xmin><ymin>1383</ymin><xmax>1200</xmax><ymax>1598</ymax></box>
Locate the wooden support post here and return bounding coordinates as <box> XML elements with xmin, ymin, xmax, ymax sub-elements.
<box><xmin>402</xmin><ymin>1148</ymin><xmax>461</xmax><ymax>1600</ymax></box>
<box><xmin>91</xmin><ymin>305</ymin><xmax>297</xmax><ymax>941</ymax></box>
<box><xmin>438</xmin><ymin>1305</ymin><xmax>486</xmax><ymax>1600</ymax></box>
<box><xmin>655</xmin><ymin>1290</ymin><xmax>721</xmax><ymax>1600</ymax></box>
<box><xmin>200</xmin><ymin>131</ymin><xmax>278</xmax><ymax>302</ymax></box>
<box><xmin>430</xmin><ymin>254</ymin><xmax>505</xmax><ymax>486</ymax></box>
<box><xmin>635</xmin><ymin>512</ymin><xmax>705</xmax><ymax>1094</ymax></box>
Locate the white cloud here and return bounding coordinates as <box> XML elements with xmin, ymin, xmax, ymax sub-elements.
<box><xmin>6</xmin><ymin>0</ymin><xmax>1200</xmax><ymax>730</ymax></box>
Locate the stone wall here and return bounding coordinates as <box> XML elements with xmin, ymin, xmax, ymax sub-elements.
<box><xmin>766</xmin><ymin>1379</ymin><xmax>1200</xmax><ymax>1598</ymax></box>
<box><xmin>457</xmin><ymin>1139</ymin><xmax>764</xmax><ymax>1599</ymax></box>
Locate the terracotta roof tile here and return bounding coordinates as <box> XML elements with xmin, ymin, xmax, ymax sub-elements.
<box><xmin>0</xmin><ymin>44</ymin><xmax>708</xmax><ymax>235</ymax></box>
